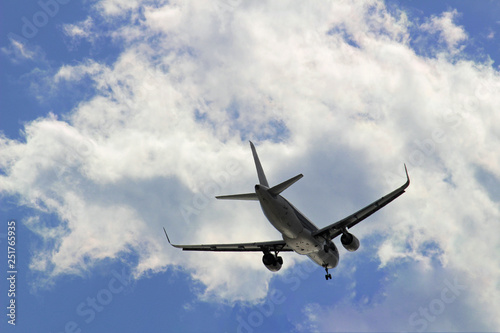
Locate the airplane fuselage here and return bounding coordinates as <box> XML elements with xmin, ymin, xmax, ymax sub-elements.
<box><xmin>255</xmin><ymin>184</ymin><xmax>339</xmax><ymax>269</ymax></box>
<box><xmin>165</xmin><ymin>142</ymin><xmax>409</xmax><ymax>280</ymax></box>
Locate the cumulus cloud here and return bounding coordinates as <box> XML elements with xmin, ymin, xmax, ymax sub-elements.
<box><xmin>1</xmin><ymin>1</ymin><xmax>500</xmax><ymax>328</ymax></box>
<box><xmin>420</xmin><ymin>9</ymin><xmax>468</xmax><ymax>52</ymax></box>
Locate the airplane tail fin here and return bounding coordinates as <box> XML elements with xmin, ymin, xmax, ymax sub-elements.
<box><xmin>250</xmin><ymin>141</ymin><xmax>269</xmax><ymax>186</ymax></box>
<box><xmin>216</xmin><ymin>141</ymin><xmax>302</xmax><ymax>200</ymax></box>
<box><xmin>215</xmin><ymin>141</ymin><xmax>266</xmax><ymax>201</ymax></box>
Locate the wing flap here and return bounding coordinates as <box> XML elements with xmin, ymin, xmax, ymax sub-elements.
<box><xmin>163</xmin><ymin>228</ymin><xmax>292</xmax><ymax>252</ymax></box>
<box><xmin>176</xmin><ymin>240</ymin><xmax>293</xmax><ymax>252</ymax></box>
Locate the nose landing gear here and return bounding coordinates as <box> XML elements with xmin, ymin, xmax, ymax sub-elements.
<box><xmin>324</xmin><ymin>266</ymin><xmax>332</xmax><ymax>280</ymax></box>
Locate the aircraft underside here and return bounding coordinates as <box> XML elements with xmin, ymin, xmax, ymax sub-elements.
<box><xmin>164</xmin><ymin>141</ymin><xmax>409</xmax><ymax>281</ymax></box>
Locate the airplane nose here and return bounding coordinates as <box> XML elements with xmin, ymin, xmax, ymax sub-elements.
<box><xmin>255</xmin><ymin>184</ymin><xmax>260</xmax><ymax>191</ymax></box>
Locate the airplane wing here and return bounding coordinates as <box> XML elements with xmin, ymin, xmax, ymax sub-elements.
<box><xmin>312</xmin><ymin>165</ymin><xmax>410</xmax><ymax>241</ymax></box>
<box><xmin>163</xmin><ymin>228</ymin><xmax>293</xmax><ymax>252</ymax></box>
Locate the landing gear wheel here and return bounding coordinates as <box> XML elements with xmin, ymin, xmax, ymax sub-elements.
<box><xmin>324</xmin><ymin>267</ymin><xmax>332</xmax><ymax>280</ymax></box>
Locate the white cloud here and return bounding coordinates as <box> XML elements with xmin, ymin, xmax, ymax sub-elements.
<box><xmin>420</xmin><ymin>9</ymin><xmax>468</xmax><ymax>52</ymax></box>
<box><xmin>1</xmin><ymin>36</ymin><xmax>41</xmax><ymax>63</ymax></box>
<box><xmin>1</xmin><ymin>1</ymin><xmax>500</xmax><ymax>328</ymax></box>
<box><xmin>7</xmin><ymin>39</ymin><xmax>34</xmax><ymax>59</ymax></box>
<box><xmin>96</xmin><ymin>0</ymin><xmax>147</xmax><ymax>16</ymax></box>
<box><xmin>295</xmin><ymin>262</ymin><xmax>493</xmax><ymax>332</ymax></box>
<box><xmin>63</xmin><ymin>17</ymin><xmax>94</xmax><ymax>40</ymax></box>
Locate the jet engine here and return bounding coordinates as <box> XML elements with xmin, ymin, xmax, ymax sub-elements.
<box><xmin>341</xmin><ymin>230</ymin><xmax>360</xmax><ymax>252</ymax></box>
<box><xmin>262</xmin><ymin>253</ymin><xmax>283</xmax><ymax>272</ymax></box>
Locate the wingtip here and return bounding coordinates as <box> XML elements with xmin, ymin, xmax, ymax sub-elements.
<box><xmin>163</xmin><ymin>227</ymin><xmax>172</xmax><ymax>244</ymax></box>
<box><xmin>404</xmin><ymin>164</ymin><xmax>410</xmax><ymax>186</ymax></box>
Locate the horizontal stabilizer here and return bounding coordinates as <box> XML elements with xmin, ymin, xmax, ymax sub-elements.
<box><xmin>215</xmin><ymin>192</ymin><xmax>259</xmax><ymax>201</ymax></box>
<box><xmin>269</xmin><ymin>174</ymin><xmax>303</xmax><ymax>196</ymax></box>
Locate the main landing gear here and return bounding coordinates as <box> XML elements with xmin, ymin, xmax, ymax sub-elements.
<box><xmin>324</xmin><ymin>266</ymin><xmax>332</xmax><ymax>280</ymax></box>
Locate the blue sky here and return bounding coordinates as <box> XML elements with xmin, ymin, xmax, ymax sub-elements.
<box><xmin>1</xmin><ymin>1</ymin><xmax>500</xmax><ymax>332</ymax></box>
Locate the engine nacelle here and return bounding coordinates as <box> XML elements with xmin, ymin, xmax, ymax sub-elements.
<box><xmin>262</xmin><ymin>253</ymin><xmax>283</xmax><ymax>272</ymax></box>
<box><xmin>341</xmin><ymin>231</ymin><xmax>360</xmax><ymax>252</ymax></box>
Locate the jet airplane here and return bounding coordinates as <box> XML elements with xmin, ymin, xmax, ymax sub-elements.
<box><xmin>164</xmin><ymin>141</ymin><xmax>409</xmax><ymax>280</ymax></box>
